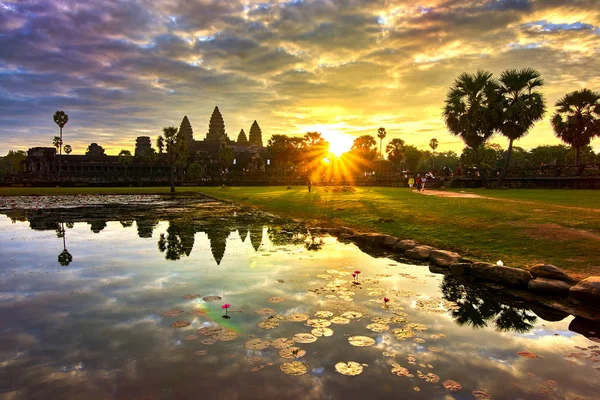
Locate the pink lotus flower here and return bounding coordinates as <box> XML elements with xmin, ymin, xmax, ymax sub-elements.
<box><xmin>222</xmin><ymin>303</ymin><xmax>231</xmax><ymax>316</ymax></box>
<box><xmin>353</xmin><ymin>270</ymin><xmax>361</xmax><ymax>282</ymax></box>
<box><xmin>352</xmin><ymin>273</ymin><xmax>356</xmax><ymax>278</ymax></box>
<box><xmin>354</xmin><ymin>270</ymin><xmax>361</xmax><ymax>275</ymax></box>
<box><xmin>384</xmin><ymin>297</ymin><xmax>390</xmax><ymax>304</ymax></box>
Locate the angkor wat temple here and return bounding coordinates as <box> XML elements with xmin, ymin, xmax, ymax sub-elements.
<box><xmin>15</xmin><ymin>106</ymin><xmax>268</xmax><ymax>183</ymax></box>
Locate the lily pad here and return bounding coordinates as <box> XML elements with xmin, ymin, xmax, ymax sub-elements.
<box><xmin>267</xmin><ymin>296</ymin><xmax>285</xmax><ymax>303</ymax></box>
<box><xmin>161</xmin><ymin>309</ymin><xmax>184</xmax><ymax>317</ymax></box>
<box><xmin>407</xmin><ymin>323</ymin><xmax>428</xmax><ymax>331</ymax></box>
<box><xmin>197</xmin><ymin>326</ymin><xmax>223</xmax><ymax>336</ymax></box>
<box><xmin>517</xmin><ymin>351</ymin><xmax>541</xmax><ymax>359</ymax></box>
<box><xmin>371</xmin><ymin>317</ymin><xmax>390</xmax><ymax>324</ymax></box>
<box><xmin>244</xmin><ymin>338</ymin><xmax>271</xmax><ymax>350</ymax></box>
<box><xmin>472</xmin><ymin>390</ymin><xmax>492</xmax><ymax>399</ymax></box>
<box><xmin>201</xmin><ymin>338</ymin><xmax>217</xmax><ymax>345</ymax></box>
<box><xmin>184</xmin><ymin>334</ymin><xmax>199</xmax><ymax>341</ymax></box>
<box><xmin>271</xmin><ymin>338</ymin><xmax>295</xmax><ymax>349</ymax></box>
<box><xmin>286</xmin><ymin>313</ymin><xmax>309</xmax><ymax>322</ymax></box>
<box><xmin>391</xmin><ymin>364</ymin><xmax>413</xmax><ymax>377</ymax></box>
<box><xmin>430</xmin><ymin>333</ymin><xmax>446</xmax><ymax>340</ymax></box>
<box><xmin>280</xmin><ymin>361</ymin><xmax>308</xmax><ymax>376</ymax></box>
<box><xmin>193</xmin><ymin>350</ymin><xmax>208</xmax><ymax>356</ymax></box>
<box><xmin>255</xmin><ymin>308</ymin><xmax>276</xmax><ymax>316</ymax></box>
<box><xmin>443</xmin><ymin>380</ymin><xmax>462</xmax><ymax>391</ymax></box>
<box><xmin>258</xmin><ymin>320</ymin><xmax>280</xmax><ymax>329</ymax></box>
<box><xmin>341</xmin><ymin>311</ymin><xmax>363</xmax><ymax>319</ymax></box>
<box><xmin>391</xmin><ymin>328</ymin><xmax>416</xmax><ymax>340</ymax></box>
<box><xmin>279</xmin><ymin>347</ymin><xmax>306</xmax><ymax>359</ymax></box>
<box><xmin>315</xmin><ymin>311</ymin><xmax>334</xmax><ymax>318</ymax></box>
<box><xmin>366</xmin><ymin>323</ymin><xmax>390</xmax><ymax>332</ymax></box>
<box><xmin>311</xmin><ymin>327</ymin><xmax>334</xmax><ymax>337</ymax></box>
<box><xmin>306</xmin><ymin>319</ymin><xmax>331</xmax><ymax>328</ymax></box>
<box><xmin>182</xmin><ymin>294</ymin><xmax>201</xmax><ymax>300</ymax></box>
<box><xmin>213</xmin><ymin>329</ymin><xmax>238</xmax><ymax>342</ymax></box>
<box><xmin>170</xmin><ymin>320</ymin><xmax>191</xmax><ymax>328</ymax></box>
<box><xmin>348</xmin><ymin>336</ymin><xmax>375</xmax><ymax>347</ymax></box>
<box><xmin>330</xmin><ymin>316</ymin><xmax>351</xmax><ymax>325</ymax></box>
<box><xmin>293</xmin><ymin>333</ymin><xmax>317</xmax><ymax>344</ymax></box>
<box><xmin>188</xmin><ymin>309</ymin><xmax>207</xmax><ymax>316</ymax></box>
<box><xmin>414</xmin><ymin>338</ymin><xmax>426</xmax><ymax>344</ymax></box>
<box><xmin>202</xmin><ymin>296</ymin><xmax>222</xmax><ymax>302</ymax></box>
<box><xmin>335</xmin><ymin>361</ymin><xmax>364</xmax><ymax>376</ymax></box>
<box><xmin>429</xmin><ymin>347</ymin><xmax>441</xmax><ymax>352</ymax></box>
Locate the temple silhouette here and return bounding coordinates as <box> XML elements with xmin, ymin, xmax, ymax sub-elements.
<box><xmin>19</xmin><ymin>106</ymin><xmax>268</xmax><ymax>180</ymax></box>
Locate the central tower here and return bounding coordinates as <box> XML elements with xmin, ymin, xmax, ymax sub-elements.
<box><xmin>207</xmin><ymin>106</ymin><xmax>226</xmax><ymax>142</ymax></box>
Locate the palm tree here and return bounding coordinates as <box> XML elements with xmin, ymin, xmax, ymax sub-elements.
<box><xmin>551</xmin><ymin>88</ymin><xmax>600</xmax><ymax>165</ymax></box>
<box><xmin>158</xmin><ymin>126</ymin><xmax>187</xmax><ymax>192</ymax></box>
<box><xmin>377</xmin><ymin>127</ymin><xmax>387</xmax><ymax>174</ymax></box>
<box><xmin>385</xmin><ymin>138</ymin><xmax>406</xmax><ymax>167</ymax></box>
<box><xmin>52</xmin><ymin>136</ymin><xmax>62</xmax><ymax>151</ymax></box>
<box><xmin>496</xmin><ymin>68</ymin><xmax>546</xmax><ymax>187</ymax></box>
<box><xmin>429</xmin><ymin>138</ymin><xmax>439</xmax><ymax>169</ymax></box>
<box><xmin>118</xmin><ymin>150</ymin><xmax>133</xmax><ymax>179</ymax></box>
<box><xmin>442</xmin><ymin>70</ymin><xmax>500</xmax><ymax>187</ymax></box>
<box><xmin>53</xmin><ymin>110</ymin><xmax>69</xmax><ymax>177</ymax></box>
<box><xmin>63</xmin><ymin>144</ymin><xmax>72</xmax><ymax>155</ymax></box>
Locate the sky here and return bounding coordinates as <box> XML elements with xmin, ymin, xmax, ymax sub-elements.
<box><xmin>0</xmin><ymin>0</ymin><xmax>599</xmax><ymax>156</ymax></box>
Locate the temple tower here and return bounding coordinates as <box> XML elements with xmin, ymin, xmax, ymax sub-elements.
<box><xmin>134</xmin><ymin>136</ymin><xmax>152</xmax><ymax>157</ymax></box>
<box><xmin>179</xmin><ymin>116</ymin><xmax>194</xmax><ymax>145</ymax></box>
<box><xmin>207</xmin><ymin>106</ymin><xmax>226</xmax><ymax>142</ymax></box>
<box><xmin>237</xmin><ymin>129</ymin><xmax>248</xmax><ymax>145</ymax></box>
<box><xmin>248</xmin><ymin>120</ymin><xmax>263</xmax><ymax>147</ymax></box>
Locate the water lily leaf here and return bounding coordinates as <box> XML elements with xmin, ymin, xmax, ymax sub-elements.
<box><xmin>341</xmin><ymin>311</ymin><xmax>363</xmax><ymax>319</ymax></box>
<box><xmin>315</xmin><ymin>311</ymin><xmax>334</xmax><ymax>318</ymax></box>
<box><xmin>517</xmin><ymin>351</ymin><xmax>541</xmax><ymax>359</ymax></box>
<box><xmin>348</xmin><ymin>336</ymin><xmax>375</xmax><ymax>347</ymax></box>
<box><xmin>306</xmin><ymin>319</ymin><xmax>331</xmax><ymax>328</ymax></box>
<box><xmin>170</xmin><ymin>320</ymin><xmax>191</xmax><ymax>328</ymax></box>
<box><xmin>428</xmin><ymin>347</ymin><xmax>441</xmax><ymax>352</ymax></box>
<box><xmin>202</xmin><ymin>296</ymin><xmax>221</xmax><ymax>302</ymax></box>
<box><xmin>193</xmin><ymin>350</ymin><xmax>208</xmax><ymax>356</ymax></box>
<box><xmin>248</xmin><ymin>356</ymin><xmax>262</xmax><ymax>362</ymax></box>
<box><xmin>425</xmin><ymin>373</ymin><xmax>440</xmax><ymax>383</ymax></box>
<box><xmin>414</xmin><ymin>338</ymin><xmax>426</xmax><ymax>344</ymax></box>
<box><xmin>188</xmin><ymin>309</ymin><xmax>207</xmax><ymax>316</ymax></box>
<box><xmin>389</xmin><ymin>315</ymin><xmax>409</xmax><ymax>323</ymax></box>
<box><xmin>286</xmin><ymin>313</ymin><xmax>309</xmax><ymax>322</ymax></box>
<box><xmin>255</xmin><ymin>308</ymin><xmax>277</xmax><ymax>316</ymax></box>
<box><xmin>182</xmin><ymin>294</ymin><xmax>201</xmax><ymax>300</ymax></box>
<box><xmin>271</xmin><ymin>338</ymin><xmax>295</xmax><ymax>349</ymax></box>
<box><xmin>280</xmin><ymin>361</ymin><xmax>308</xmax><ymax>376</ymax></box>
<box><xmin>311</xmin><ymin>327</ymin><xmax>334</xmax><ymax>337</ymax></box>
<box><xmin>184</xmin><ymin>334</ymin><xmax>199</xmax><ymax>341</ymax></box>
<box><xmin>544</xmin><ymin>380</ymin><xmax>557</xmax><ymax>389</ymax></box>
<box><xmin>335</xmin><ymin>361</ymin><xmax>363</xmax><ymax>376</ymax></box>
<box><xmin>391</xmin><ymin>365</ymin><xmax>413</xmax><ymax>377</ymax></box>
<box><xmin>197</xmin><ymin>326</ymin><xmax>223</xmax><ymax>336</ymax></box>
<box><xmin>366</xmin><ymin>323</ymin><xmax>390</xmax><ymax>332</ymax></box>
<box><xmin>267</xmin><ymin>296</ymin><xmax>285</xmax><ymax>303</ymax></box>
<box><xmin>407</xmin><ymin>323</ymin><xmax>428</xmax><ymax>331</ymax></box>
<box><xmin>472</xmin><ymin>390</ymin><xmax>492</xmax><ymax>399</ymax></box>
<box><xmin>371</xmin><ymin>317</ymin><xmax>390</xmax><ymax>324</ymax></box>
<box><xmin>201</xmin><ymin>338</ymin><xmax>217</xmax><ymax>345</ymax></box>
<box><xmin>213</xmin><ymin>329</ymin><xmax>238</xmax><ymax>342</ymax></box>
<box><xmin>443</xmin><ymin>380</ymin><xmax>462</xmax><ymax>391</ymax></box>
<box><xmin>430</xmin><ymin>334</ymin><xmax>446</xmax><ymax>340</ymax></box>
<box><xmin>330</xmin><ymin>316</ymin><xmax>351</xmax><ymax>325</ymax></box>
<box><xmin>244</xmin><ymin>338</ymin><xmax>271</xmax><ymax>350</ymax></box>
<box><xmin>391</xmin><ymin>328</ymin><xmax>416</xmax><ymax>340</ymax></box>
<box><xmin>413</xmin><ymin>387</ymin><xmax>420</xmax><ymax>392</ymax></box>
<box><xmin>161</xmin><ymin>309</ymin><xmax>184</xmax><ymax>317</ymax></box>
<box><xmin>383</xmin><ymin>351</ymin><xmax>396</xmax><ymax>357</ymax></box>
<box><xmin>293</xmin><ymin>333</ymin><xmax>317</xmax><ymax>344</ymax></box>
<box><xmin>279</xmin><ymin>347</ymin><xmax>306</xmax><ymax>359</ymax></box>
<box><xmin>258</xmin><ymin>320</ymin><xmax>280</xmax><ymax>329</ymax></box>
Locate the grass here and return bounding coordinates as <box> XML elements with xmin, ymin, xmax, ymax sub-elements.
<box><xmin>1</xmin><ymin>185</ymin><xmax>599</xmax><ymax>278</ymax></box>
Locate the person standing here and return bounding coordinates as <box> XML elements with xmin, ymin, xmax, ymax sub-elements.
<box><xmin>408</xmin><ymin>176</ymin><xmax>415</xmax><ymax>190</ymax></box>
<box><xmin>421</xmin><ymin>174</ymin><xmax>427</xmax><ymax>191</ymax></box>
<box><xmin>307</xmin><ymin>179</ymin><xmax>312</xmax><ymax>193</ymax></box>
<box><xmin>415</xmin><ymin>174</ymin><xmax>421</xmax><ymax>191</ymax></box>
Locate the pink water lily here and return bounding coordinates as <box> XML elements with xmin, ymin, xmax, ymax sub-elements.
<box><xmin>222</xmin><ymin>303</ymin><xmax>231</xmax><ymax>317</ymax></box>
<box><xmin>353</xmin><ymin>270</ymin><xmax>361</xmax><ymax>282</ymax></box>
<box><xmin>383</xmin><ymin>297</ymin><xmax>390</xmax><ymax>306</ymax></box>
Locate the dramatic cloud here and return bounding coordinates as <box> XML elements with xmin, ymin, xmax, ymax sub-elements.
<box><xmin>0</xmin><ymin>0</ymin><xmax>598</xmax><ymax>155</ymax></box>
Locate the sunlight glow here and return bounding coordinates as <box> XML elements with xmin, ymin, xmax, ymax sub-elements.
<box><xmin>321</xmin><ymin>131</ymin><xmax>354</xmax><ymax>156</ymax></box>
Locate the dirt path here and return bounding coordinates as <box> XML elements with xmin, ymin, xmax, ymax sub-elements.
<box><xmin>415</xmin><ymin>190</ymin><xmax>483</xmax><ymax>198</ymax></box>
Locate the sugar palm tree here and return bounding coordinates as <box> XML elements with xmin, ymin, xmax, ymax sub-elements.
<box><xmin>158</xmin><ymin>126</ymin><xmax>187</xmax><ymax>192</ymax></box>
<box><xmin>496</xmin><ymin>68</ymin><xmax>546</xmax><ymax>187</ymax></box>
<box><xmin>551</xmin><ymin>88</ymin><xmax>600</xmax><ymax>165</ymax></box>
<box><xmin>377</xmin><ymin>127</ymin><xmax>387</xmax><ymax>174</ymax></box>
<box><xmin>429</xmin><ymin>138</ymin><xmax>439</xmax><ymax>168</ymax></box>
<box><xmin>385</xmin><ymin>138</ymin><xmax>406</xmax><ymax>167</ymax></box>
<box><xmin>442</xmin><ymin>70</ymin><xmax>500</xmax><ymax>187</ymax></box>
<box><xmin>53</xmin><ymin>111</ymin><xmax>69</xmax><ymax>177</ymax></box>
<box><xmin>63</xmin><ymin>144</ymin><xmax>72</xmax><ymax>154</ymax></box>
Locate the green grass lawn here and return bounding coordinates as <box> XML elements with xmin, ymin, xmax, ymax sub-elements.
<box><xmin>1</xmin><ymin>185</ymin><xmax>599</xmax><ymax>277</ymax></box>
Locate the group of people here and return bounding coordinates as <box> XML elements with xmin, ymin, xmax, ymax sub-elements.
<box><xmin>408</xmin><ymin>171</ymin><xmax>434</xmax><ymax>191</ymax></box>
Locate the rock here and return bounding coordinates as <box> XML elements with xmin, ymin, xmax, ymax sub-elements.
<box><xmin>430</xmin><ymin>250</ymin><xmax>461</xmax><ymax>267</ymax></box>
<box><xmin>404</xmin><ymin>245</ymin><xmax>435</xmax><ymax>260</ymax></box>
<box><xmin>392</xmin><ymin>239</ymin><xmax>418</xmax><ymax>253</ymax></box>
<box><xmin>570</xmin><ymin>276</ymin><xmax>600</xmax><ymax>305</ymax></box>
<box><xmin>429</xmin><ymin>265</ymin><xmax>449</xmax><ymax>275</ymax></box>
<box><xmin>382</xmin><ymin>235</ymin><xmax>399</xmax><ymax>248</ymax></box>
<box><xmin>529</xmin><ymin>303</ymin><xmax>569</xmax><ymax>322</ymax></box>
<box><xmin>528</xmin><ymin>278</ymin><xmax>572</xmax><ymax>297</ymax></box>
<box><xmin>449</xmin><ymin>263</ymin><xmax>471</xmax><ymax>276</ymax></box>
<box><xmin>530</xmin><ymin>264</ymin><xmax>572</xmax><ymax>282</ymax></box>
<box><xmin>338</xmin><ymin>233</ymin><xmax>353</xmax><ymax>241</ymax></box>
<box><xmin>356</xmin><ymin>233</ymin><xmax>387</xmax><ymax>245</ymax></box>
<box><xmin>470</xmin><ymin>262</ymin><xmax>533</xmax><ymax>288</ymax></box>
<box><xmin>569</xmin><ymin>316</ymin><xmax>600</xmax><ymax>341</ymax></box>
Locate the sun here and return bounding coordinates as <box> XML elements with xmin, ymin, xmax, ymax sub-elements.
<box><xmin>321</xmin><ymin>131</ymin><xmax>354</xmax><ymax>157</ymax></box>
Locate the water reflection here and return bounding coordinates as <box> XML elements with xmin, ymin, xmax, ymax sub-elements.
<box><xmin>441</xmin><ymin>275</ymin><xmax>538</xmax><ymax>333</ymax></box>
<box><xmin>56</xmin><ymin>222</ymin><xmax>73</xmax><ymax>266</ymax></box>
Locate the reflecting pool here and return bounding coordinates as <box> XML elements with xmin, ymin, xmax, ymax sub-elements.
<box><xmin>0</xmin><ymin>198</ymin><xmax>598</xmax><ymax>400</ymax></box>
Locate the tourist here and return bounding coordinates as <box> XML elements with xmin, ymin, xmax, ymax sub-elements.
<box><xmin>408</xmin><ymin>176</ymin><xmax>415</xmax><ymax>190</ymax></box>
<box><xmin>416</xmin><ymin>174</ymin><xmax>422</xmax><ymax>191</ymax></box>
<box><xmin>421</xmin><ymin>174</ymin><xmax>427</xmax><ymax>191</ymax></box>
<box><xmin>307</xmin><ymin>179</ymin><xmax>312</xmax><ymax>193</ymax></box>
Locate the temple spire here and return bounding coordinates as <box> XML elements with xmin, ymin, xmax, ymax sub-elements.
<box><xmin>207</xmin><ymin>106</ymin><xmax>226</xmax><ymax>141</ymax></box>
<box><xmin>248</xmin><ymin>120</ymin><xmax>262</xmax><ymax>146</ymax></box>
<box><xmin>179</xmin><ymin>116</ymin><xmax>194</xmax><ymax>145</ymax></box>
<box><xmin>237</xmin><ymin>129</ymin><xmax>248</xmax><ymax>145</ymax></box>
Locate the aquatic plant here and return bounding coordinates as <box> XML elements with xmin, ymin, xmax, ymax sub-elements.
<box><xmin>222</xmin><ymin>303</ymin><xmax>231</xmax><ymax>318</ymax></box>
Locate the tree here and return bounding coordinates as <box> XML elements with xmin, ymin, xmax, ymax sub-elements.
<box><xmin>443</xmin><ymin>70</ymin><xmax>500</xmax><ymax>187</ymax></box>
<box><xmin>220</xmin><ymin>147</ymin><xmax>235</xmax><ymax>167</ymax></box>
<box><xmin>302</xmin><ymin>132</ymin><xmax>329</xmax><ymax>171</ymax></box>
<box><xmin>267</xmin><ymin>134</ymin><xmax>304</xmax><ymax>171</ymax></box>
<box><xmin>63</xmin><ymin>144</ymin><xmax>72</xmax><ymax>155</ymax></box>
<box><xmin>551</xmin><ymin>88</ymin><xmax>600</xmax><ymax>165</ymax></box>
<box><xmin>118</xmin><ymin>150</ymin><xmax>133</xmax><ymax>178</ymax></box>
<box><xmin>53</xmin><ymin>110</ymin><xmax>69</xmax><ymax>177</ymax></box>
<box><xmin>496</xmin><ymin>68</ymin><xmax>546</xmax><ymax>187</ymax></box>
<box><xmin>377</xmin><ymin>127</ymin><xmax>387</xmax><ymax>173</ymax></box>
<box><xmin>429</xmin><ymin>138</ymin><xmax>439</xmax><ymax>169</ymax></box>
<box><xmin>0</xmin><ymin>150</ymin><xmax>26</xmax><ymax>175</ymax></box>
<box><xmin>187</xmin><ymin>162</ymin><xmax>203</xmax><ymax>181</ymax></box>
<box><xmin>52</xmin><ymin>136</ymin><xmax>62</xmax><ymax>151</ymax></box>
<box><xmin>156</xmin><ymin>136</ymin><xmax>165</xmax><ymax>154</ymax></box>
<box><xmin>350</xmin><ymin>135</ymin><xmax>377</xmax><ymax>162</ymax></box>
<box><xmin>158</xmin><ymin>126</ymin><xmax>187</xmax><ymax>192</ymax></box>
<box><xmin>385</xmin><ymin>138</ymin><xmax>406</xmax><ymax>166</ymax></box>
